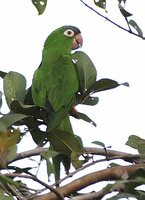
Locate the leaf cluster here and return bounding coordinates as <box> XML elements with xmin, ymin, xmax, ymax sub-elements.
<box><xmin>117</xmin><ymin>0</ymin><xmax>143</xmax><ymax>38</ymax></box>
<box><xmin>0</xmin><ymin>51</ymin><xmax>129</xmax><ymax>199</ymax></box>
<box><xmin>90</xmin><ymin>0</ymin><xmax>144</xmax><ymax>38</ymax></box>
<box><xmin>0</xmin><ymin>0</ymin><xmax>144</xmax><ymax>199</ymax></box>
<box><xmin>31</xmin><ymin>0</ymin><xmax>144</xmax><ymax>39</ymax></box>
<box><xmin>0</xmin><ymin>52</ymin><xmax>126</xmax><ymax>165</ymax></box>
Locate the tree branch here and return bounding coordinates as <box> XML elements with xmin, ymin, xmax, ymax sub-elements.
<box><xmin>6</xmin><ymin>184</ymin><xmax>27</xmax><ymax>200</ymax></box>
<box><xmin>9</xmin><ymin>146</ymin><xmax>140</xmax><ymax>165</ymax></box>
<box><xmin>5</xmin><ymin>173</ymin><xmax>64</xmax><ymax>200</ymax></box>
<box><xmin>53</xmin><ymin>153</ymin><xmax>140</xmax><ymax>187</ymax></box>
<box><xmin>70</xmin><ymin>182</ymin><xmax>124</xmax><ymax>200</ymax></box>
<box><xmin>32</xmin><ymin>163</ymin><xmax>145</xmax><ymax>200</ymax></box>
<box><xmin>85</xmin><ymin>147</ymin><xmax>140</xmax><ymax>163</ymax></box>
<box><xmin>6</xmin><ymin>147</ymin><xmax>145</xmax><ymax>199</ymax></box>
<box><xmin>70</xmin><ymin>191</ymin><xmax>107</xmax><ymax>200</ymax></box>
<box><xmin>79</xmin><ymin>0</ymin><xmax>145</xmax><ymax>39</ymax></box>
<box><xmin>9</xmin><ymin>146</ymin><xmax>48</xmax><ymax>163</ymax></box>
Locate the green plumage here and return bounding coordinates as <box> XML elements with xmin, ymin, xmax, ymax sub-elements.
<box><xmin>32</xmin><ymin>26</ymin><xmax>81</xmax><ymax>132</ymax></box>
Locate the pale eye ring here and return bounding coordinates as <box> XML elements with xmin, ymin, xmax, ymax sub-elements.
<box><xmin>63</xmin><ymin>29</ymin><xmax>74</xmax><ymax>37</ymax></box>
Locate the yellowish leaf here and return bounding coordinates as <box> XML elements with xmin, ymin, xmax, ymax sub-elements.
<box><xmin>0</xmin><ymin>129</ymin><xmax>20</xmax><ymax>167</ymax></box>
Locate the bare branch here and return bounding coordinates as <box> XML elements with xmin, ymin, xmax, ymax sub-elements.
<box><xmin>9</xmin><ymin>146</ymin><xmax>48</xmax><ymax>163</ymax></box>
<box><xmin>9</xmin><ymin>146</ymin><xmax>140</xmax><ymax>165</ymax></box>
<box><xmin>70</xmin><ymin>182</ymin><xmax>123</xmax><ymax>200</ymax></box>
<box><xmin>79</xmin><ymin>0</ymin><xmax>145</xmax><ymax>39</ymax></box>
<box><xmin>54</xmin><ymin>153</ymin><xmax>141</xmax><ymax>187</ymax></box>
<box><xmin>53</xmin><ymin>157</ymin><xmax>108</xmax><ymax>186</ymax></box>
<box><xmin>85</xmin><ymin>147</ymin><xmax>141</xmax><ymax>163</ymax></box>
<box><xmin>70</xmin><ymin>191</ymin><xmax>106</xmax><ymax>200</ymax></box>
<box><xmin>5</xmin><ymin>173</ymin><xmax>64</xmax><ymax>200</ymax></box>
<box><xmin>32</xmin><ymin>163</ymin><xmax>145</xmax><ymax>200</ymax></box>
<box><xmin>6</xmin><ymin>184</ymin><xmax>27</xmax><ymax>200</ymax></box>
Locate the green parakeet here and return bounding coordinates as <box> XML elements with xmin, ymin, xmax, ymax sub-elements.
<box><xmin>32</xmin><ymin>25</ymin><xmax>83</xmax><ymax>134</ymax></box>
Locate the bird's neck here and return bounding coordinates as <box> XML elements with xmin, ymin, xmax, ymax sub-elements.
<box><xmin>44</xmin><ymin>36</ymin><xmax>72</xmax><ymax>56</ymax></box>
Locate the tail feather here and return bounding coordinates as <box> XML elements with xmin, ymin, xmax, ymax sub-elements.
<box><xmin>46</xmin><ymin>105</ymin><xmax>73</xmax><ymax>133</ymax></box>
<box><xmin>56</xmin><ymin>114</ymin><xmax>73</xmax><ymax>134</ymax></box>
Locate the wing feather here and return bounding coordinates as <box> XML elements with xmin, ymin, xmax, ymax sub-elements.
<box><xmin>32</xmin><ymin>55</ymin><xmax>78</xmax><ymax>113</ymax></box>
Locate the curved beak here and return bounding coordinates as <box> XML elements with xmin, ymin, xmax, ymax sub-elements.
<box><xmin>72</xmin><ymin>33</ymin><xmax>83</xmax><ymax>50</ymax></box>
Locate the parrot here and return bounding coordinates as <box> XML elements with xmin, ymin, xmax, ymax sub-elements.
<box><xmin>32</xmin><ymin>25</ymin><xmax>83</xmax><ymax>135</ymax></box>
<box><xmin>31</xmin><ymin>25</ymin><xmax>98</xmax><ymax>180</ymax></box>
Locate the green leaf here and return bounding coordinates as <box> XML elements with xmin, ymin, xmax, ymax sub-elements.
<box><xmin>74</xmin><ymin>135</ymin><xmax>83</xmax><ymax>147</ymax></box>
<box><xmin>86</xmin><ymin>78</ymin><xmax>128</xmax><ymax>95</ymax></box>
<box><xmin>0</xmin><ymin>91</ymin><xmax>2</xmax><ymax>110</ymax></box>
<box><xmin>0</xmin><ymin>70</ymin><xmax>7</xmax><ymax>79</ymax></box>
<box><xmin>8</xmin><ymin>166</ymin><xmax>33</xmax><ymax>175</ymax></box>
<box><xmin>0</xmin><ymin>189</ymin><xmax>15</xmax><ymax>200</ymax></box>
<box><xmin>41</xmin><ymin>150</ymin><xmax>60</xmax><ymax>178</ymax></box>
<box><xmin>72</xmin><ymin>51</ymin><xmax>97</xmax><ymax>94</ymax></box>
<box><xmin>126</xmin><ymin>135</ymin><xmax>145</xmax><ymax>150</ymax></box>
<box><xmin>42</xmin><ymin>146</ymin><xmax>72</xmax><ymax>181</ymax></box>
<box><xmin>71</xmin><ymin>152</ymin><xmax>84</xmax><ymax>169</ymax></box>
<box><xmin>118</xmin><ymin>4</ymin><xmax>133</xmax><ymax>18</ymax></box>
<box><xmin>74</xmin><ymin>112</ymin><xmax>96</xmax><ymax>127</ymax></box>
<box><xmin>129</xmin><ymin>19</ymin><xmax>143</xmax><ymax>37</ymax></box>
<box><xmin>92</xmin><ymin>141</ymin><xmax>105</xmax><ymax>148</ymax></box>
<box><xmin>7</xmin><ymin>144</ymin><xmax>17</xmax><ymax>163</ymax></box>
<box><xmin>23</xmin><ymin>117</ymin><xmax>45</xmax><ymax>146</ymax></box>
<box><xmin>123</xmin><ymin>169</ymin><xmax>145</xmax><ymax>196</ymax></box>
<box><xmin>108</xmin><ymin>163</ymin><xmax>121</xmax><ymax>168</ymax></box>
<box><xmin>82</xmin><ymin>96</ymin><xmax>99</xmax><ymax>106</ymax></box>
<box><xmin>94</xmin><ymin>0</ymin><xmax>106</xmax><ymax>10</ymax></box>
<box><xmin>32</xmin><ymin>0</ymin><xmax>47</xmax><ymax>15</ymax></box>
<box><xmin>10</xmin><ymin>100</ymin><xmax>39</xmax><ymax>116</ymax></box>
<box><xmin>129</xmin><ymin>168</ymin><xmax>145</xmax><ymax>182</ymax></box>
<box><xmin>3</xmin><ymin>71</ymin><xmax>26</xmax><ymax>108</ymax></box>
<box><xmin>52</xmin><ymin>154</ymin><xmax>71</xmax><ymax>181</ymax></box>
<box><xmin>0</xmin><ymin>175</ymin><xmax>19</xmax><ymax>188</ymax></box>
<box><xmin>24</xmin><ymin>87</ymin><xmax>34</xmax><ymax>105</ymax></box>
<box><xmin>107</xmin><ymin>193</ymin><xmax>137</xmax><ymax>200</ymax></box>
<box><xmin>138</xmin><ymin>144</ymin><xmax>145</xmax><ymax>154</ymax></box>
<box><xmin>0</xmin><ymin>121</ymin><xmax>7</xmax><ymax>132</ymax></box>
<box><xmin>89</xmin><ymin>78</ymin><xmax>119</xmax><ymax>93</ymax></box>
<box><xmin>47</xmin><ymin>130</ymin><xmax>84</xmax><ymax>155</ymax></box>
<box><xmin>105</xmin><ymin>169</ymin><xmax>145</xmax><ymax>199</ymax></box>
<box><xmin>62</xmin><ymin>154</ymin><xmax>71</xmax><ymax>174</ymax></box>
<box><xmin>52</xmin><ymin>156</ymin><xmax>61</xmax><ymax>182</ymax></box>
<box><xmin>118</xmin><ymin>0</ymin><xmax>127</xmax><ymax>3</ymax></box>
<box><xmin>0</xmin><ymin>129</ymin><xmax>20</xmax><ymax>166</ymax></box>
<box><xmin>41</xmin><ymin>149</ymin><xmax>59</xmax><ymax>159</ymax></box>
<box><xmin>0</xmin><ymin>113</ymin><xmax>29</xmax><ymax>132</ymax></box>
<box><xmin>46</xmin><ymin>159</ymin><xmax>56</xmax><ymax>178</ymax></box>
<box><xmin>102</xmin><ymin>183</ymin><xmax>114</xmax><ymax>194</ymax></box>
<box><xmin>122</xmin><ymin>82</ymin><xmax>130</xmax><ymax>87</ymax></box>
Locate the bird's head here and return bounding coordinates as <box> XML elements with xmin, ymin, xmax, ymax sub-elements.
<box><xmin>44</xmin><ymin>25</ymin><xmax>83</xmax><ymax>51</ymax></box>
<box><xmin>61</xmin><ymin>25</ymin><xmax>83</xmax><ymax>50</ymax></box>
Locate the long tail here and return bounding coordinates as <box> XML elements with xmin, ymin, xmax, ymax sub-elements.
<box><xmin>56</xmin><ymin>114</ymin><xmax>73</xmax><ymax>134</ymax></box>
<box><xmin>46</xmin><ymin>105</ymin><xmax>73</xmax><ymax>133</ymax></box>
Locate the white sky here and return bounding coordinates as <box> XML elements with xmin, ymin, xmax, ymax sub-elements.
<box><xmin>0</xmin><ymin>0</ymin><xmax>145</xmax><ymax>197</ymax></box>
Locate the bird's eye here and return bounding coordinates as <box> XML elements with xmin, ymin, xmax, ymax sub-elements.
<box><xmin>63</xmin><ymin>29</ymin><xmax>74</xmax><ymax>37</ymax></box>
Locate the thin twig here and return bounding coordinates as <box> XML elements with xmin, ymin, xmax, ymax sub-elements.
<box><xmin>70</xmin><ymin>182</ymin><xmax>123</xmax><ymax>200</ymax></box>
<box><xmin>85</xmin><ymin>147</ymin><xmax>141</xmax><ymax>163</ymax></box>
<box><xmin>52</xmin><ymin>157</ymin><xmax>108</xmax><ymax>187</ymax></box>
<box><xmin>8</xmin><ymin>146</ymin><xmax>142</xmax><ymax>193</ymax></box>
<box><xmin>79</xmin><ymin>0</ymin><xmax>145</xmax><ymax>39</ymax></box>
<box><xmin>51</xmin><ymin>153</ymin><xmax>141</xmax><ymax>187</ymax></box>
<box><xmin>70</xmin><ymin>191</ymin><xmax>106</xmax><ymax>200</ymax></box>
<box><xmin>5</xmin><ymin>173</ymin><xmax>64</xmax><ymax>200</ymax></box>
<box><xmin>9</xmin><ymin>146</ymin><xmax>140</xmax><ymax>165</ymax></box>
<box><xmin>6</xmin><ymin>183</ymin><xmax>27</xmax><ymax>200</ymax></box>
